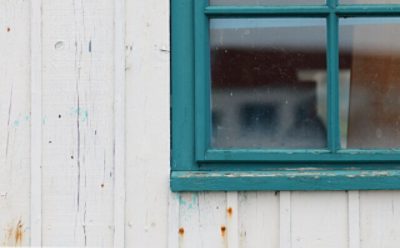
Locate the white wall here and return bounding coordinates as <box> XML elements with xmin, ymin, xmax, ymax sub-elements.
<box><xmin>1</xmin><ymin>0</ymin><xmax>400</xmax><ymax>247</ymax></box>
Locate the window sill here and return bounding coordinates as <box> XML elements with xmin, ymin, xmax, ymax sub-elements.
<box><xmin>170</xmin><ymin>169</ymin><xmax>400</xmax><ymax>191</ymax></box>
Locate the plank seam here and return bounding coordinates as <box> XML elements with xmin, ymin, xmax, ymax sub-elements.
<box><xmin>114</xmin><ymin>0</ymin><xmax>126</xmax><ymax>246</ymax></box>
<box><xmin>30</xmin><ymin>0</ymin><xmax>42</xmax><ymax>245</ymax></box>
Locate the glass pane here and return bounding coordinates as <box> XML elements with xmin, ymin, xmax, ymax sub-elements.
<box><xmin>211</xmin><ymin>18</ymin><xmax>327</xmax><ymax>148</ymax></box>
<box><xmin>340</xmin><ymin>18</ymin><xmax>400</xmax><ymax>148</ymax></box>
<box><xmin>210</xmin><ymin>0</ymin><xmax>325</xmax><ymax>5</ymax></box>
<box><xmin>341</xmin><ymin>0</ymin><xmax>400</xmax><ymax>4</ymax></box>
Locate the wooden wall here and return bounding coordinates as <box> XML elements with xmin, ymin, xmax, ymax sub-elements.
<box><xmin>1</xmin><ymin>0</ymin><xmax>400</xmax><ymax>247</ymax></box>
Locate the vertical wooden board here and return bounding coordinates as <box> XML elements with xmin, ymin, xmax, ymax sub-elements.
<box><xmin>291</xmin><ymin>192</ymin><xmax>348</xmax><ymax>248</ymax></box>
<box><xmin>198</xmin><ymin>193</ymin><xmax>228</xmax><ymax>248</ymax></box>
<box><xmin>0</xmin><ymin>0</ymin><xmax>31</xmax><ymax>246</ymax></box>
<box><xmin>178</xmin><ymin>193</ymin><xmax>202</xmax><ymax>248</ymax></box>
<box><xmin>359</xmin><ymin>191</ymin><xmax>400</xmax><ymax>248</ymax></box>
<box><xmin>348</xmin><ymin>191</ymin><xmax>360</xmax><ymax>248</ymax></box>
<box><xmin>169</xmin><ymin>192</ymin><xmax>181</xmax><ymax>248</ymax></box>
<box><xmin>179</xmin><ymin>192</ymin><xmax>228</xmax><ymax>248</ymax></box>
<box><xmin>238</xmin><ymin>192</ymin><xmax>279</xmax><ymax>248</ymax></box>
<box><xmin>280</xmin><ymin>191</ymin><xmax>292</xmax><ymax>248</ymax></box>
<box><xmin>227</xmin><ymin>192</ymin><xmax>239</xmax><ymax>248</ymax></box>
<box><xmin>41</xmin><ymin>0</ymin><xmax>115</xmax><ymax>246</ymax></box>
<box><xmin>113</xmin><ymin>0</ymin><xmax>125</xmax><ymax>246</ymax></box>
<box><xmin>125</xmin><ymin>0</ymin><xmax>170</xmax><ymax>247</ymax></box>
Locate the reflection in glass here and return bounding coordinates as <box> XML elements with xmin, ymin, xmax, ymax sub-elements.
<box><xmin>210</xmin><ymin>18</ymin><xmax>327</xmax><ymax>148</ymax></box>
<box><xmin>341</xmin><ymin>0</ymin><xmax>400</xmax><ymax>4</ymax></box>
<box><xmin>210</xmin><ymin>0</ymin><xmax>325</xmax><ymax>5</ymax></box>
<box><xmin>340</xmin><ymin>18</ymin><xmax>400</xmax><ymax>148</ymax></box>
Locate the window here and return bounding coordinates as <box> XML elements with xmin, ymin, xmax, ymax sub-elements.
<box><xmin>171</xmin><ymin>0</ymin><xmax>400</xmax><ymax>191</ymax></box>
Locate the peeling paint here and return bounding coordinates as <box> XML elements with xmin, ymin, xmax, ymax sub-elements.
<box><xmin>15</xmin><ymin>220</ymin><xmax>23</xmax><ymax>245</ymax></box>
<box><xmin>3</xmin><ymin>220</ymin><xmax>25</xmax><ymax>246</ymax></box>
<box><xmin>178</xmin><ymin>194</ymin><xmax>198</xmax><ymax>209</ymax></box>
<box><xmin>69</xmin><ymin>107</ymin><xmax>89</xmax><ymax>122</ymax></box>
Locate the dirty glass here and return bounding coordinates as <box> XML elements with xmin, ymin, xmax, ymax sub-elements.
<box><xmin>210</xmin><ymin>18</ymin><xmax>327</xmax><ymax>148</ymax></box>
<box><xmin>210</xmin><ymin>0</ymin><xmax>325</xmax><ymax>5</ymax></box>
<box><xmin>339</xmin><ymin>18</ymin><xmax>400</xmax><ymax>148</ymax></box>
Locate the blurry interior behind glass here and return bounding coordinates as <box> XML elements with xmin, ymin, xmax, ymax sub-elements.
<box><xmin>210</xmin><ymin>18</ymin><xmax>327</xmax><ymax>148</ymax></box>
<box><xmin>340</xmin><ymin>18</ymin><xmax>400</xmax><ymax>148</ymax></box>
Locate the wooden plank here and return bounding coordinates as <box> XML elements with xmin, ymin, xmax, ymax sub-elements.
<box><xmin>360</xmin><ymin>191</ymin><xmax>400</xmax><ymax>248</ymax></box>
<box><xmin>291</xmin><ymin>192</ymin><xmax>348</xmax><ymax>248</ymax></box>
<box><xmin>41</xmin><ymin>0</ymin><xmax>115</xmax><ymax>246</ymax></box>
<box><xmin>178</xmin><ymin>193</ymin><xmax>202</xmax><ymax>248</ymax></box>
<box><xmin>348</xmin><ymin>191</ymin><xmax>360</xmax><ymax>248</ymax></box>
<box><xmin>238</xmin><ymin>192</ymin><xmax>279</xmax><ymax>248</ymax></box>
<box><xmin>168</xmin><ymin>193</ymin><xmax>180</xmax><ymax>248</ymax></box>
<box><xmin>198</xmin><ymin>193</ymin><xmax>228</xmax><ymax>248</ymax></box>
<box><xmin>113</xmin><ymin>0</ymin><xmax>125</xmax><ymax>246</ymax></box>
<box><xmin>124</xmin><ymin>0</ymin><xmax>170</xmax><ymax>247</ymax></box>
<box><xmin>226</xmin><ymin>192</ymin><xmax>239</xmax><ymax>248</ymax></box>
<box><xmin>280</xmin><ymin>192</ymin><xmax>291</xmax><ymax>248</ymax></box>
<box><xmin>178</xmin><ymin>192</ymin><xmax>228</xmax><ymax>248</ymax></box>
<box><xmin>0</xmin><ymin>0</ymin><xmax>31</xmax><ymax>246</ymax></box>
<box><xmin>31</xmin><ymin>0</ymin><xmax>43</xmax><ymax>245</ymax></box>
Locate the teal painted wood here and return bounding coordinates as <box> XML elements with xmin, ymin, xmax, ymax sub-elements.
<box><xmin>336</xmin><ymin>5</ymin><xmax>400</xmax><ymax>15</ymax></box>
<box><xmin>328</xmin><ymin>0</ymin><xmax>337</xmax><ymax>8</ymax></box>
<box><xmin>203</xmin><ymin>149</ymin><xmax>400</xmax><ymax>162</ymax></box>
<box><xmin>171</xmin><ymin>170</ymin><xmax>400</xmax><ymax>191</ymax></box>
<box><xmin>171</xmin><ymin>0</ymin><xmax>400</xmax><ymax>190</ymax></box>
<box><xmin>171</xmin><ymin>0</ymin><xmax>197</xmax><ymax>170</ymax></box>
<box><xmin>205</xmin><ymin>6</ymin><xmax>331</xmax><ymax>16</ymax></box>
<box><xmin>195</xmin><ymin>0</ymin><xmax>211</xmax><ymax>161</ymax></box>
<box><xmin>205</xmin><ymin>4</ymin><xmax>400</xmax><ymax>16</ymax></box>
<box><xmin>327</xmin><ymin>1</ymin><xmax>340</xmax><ymax>151</ymax></box>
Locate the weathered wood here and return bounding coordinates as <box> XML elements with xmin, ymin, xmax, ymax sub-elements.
<box><xmin>360</xmin><ymin>191</ymin><xmax>400</xmax><ymax>248</ymax></box>
<box><xmin>31</xmin><ymin>0</ymin><xmax>43</xmax><ymax>245</ymax></box>
<box><xmin>0</xmin><ymin>0</ymin><xmax>31</xmax><ymax>246</ymax></box>
<box><xmin>113</xmin><ymin>0</ymin><xmax>126</xmax><ymax>246</ymax></box>
<box><xmin>125</xmin><ymin>0</ymin><xmax>170</xmax><ymax>247</ymax></box>
<box><xmin>227</xmin><ymin>192</ymin><xmax>239</xmax><ymax>248</ymax></box>
<box><xmin>280</xmin><ymin>192</ymin><xmax>292</xmax><ymax>248</ymax></box>
<box><xmin>4</xmin><ymin>1</ymin><xmax>400</xmax><ymax>247</ymax></box>
<box><xmin>348</xmin><ymin>191</ymin><xmax>360</xmax><ymax>248</ymax></box>
<box><xmin>41</xmin><ymin>0</ymin><xmax>115</xmax><ymax>246</ymax></box>
<box><xmin>291</xmin><ymin>192</ymin><xmax>348</xmax><ymax>248</ymax></box>
<box><xmin>238</xmin><ymin>192</ymin><xmax>279</xmax><ymax>248</ymax></box>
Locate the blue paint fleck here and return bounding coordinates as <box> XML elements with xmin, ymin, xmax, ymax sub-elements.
<box><xmin>13</xmin><ymin>120</ymin><xmax>20</xmax><ymax>127</ymax></box>
<box><xmin>70</xmin><ymin>107</ymin><xmax>89</xmax><ymax>122</ymax></box>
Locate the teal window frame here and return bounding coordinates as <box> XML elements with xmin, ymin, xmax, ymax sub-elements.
<box><xmin>171</xmin><ymin>0</ymin><xmax>400</xmax><ymax>191</ymax></box>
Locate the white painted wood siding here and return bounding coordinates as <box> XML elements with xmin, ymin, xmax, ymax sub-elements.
<box><xmin>0</xmin><ymin>0</ymin><xmax>30</xmax><ymax>246</ymax></box>
<box><xmin>1</xmin><ymin>0</ymin><xmax>400</xmax><ymax>247</ymax></box>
